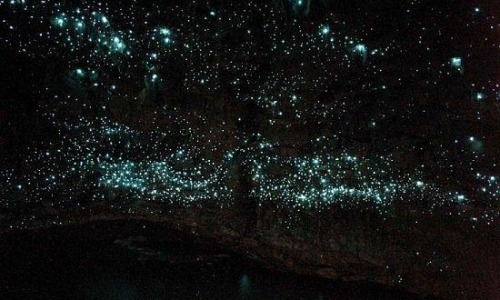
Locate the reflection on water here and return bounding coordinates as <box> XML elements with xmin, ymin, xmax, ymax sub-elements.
<box><xmin>83</xmin><ymin>276</ymin><xmax>138</xmax><ymax>300</ymax></box>
<box><xmin>0</xmin><ymin>222</ymin><xmax>429</xmax><ymax>300</ymax></box>
<box><xmin>240</xmin><ymin>274</ymin><xmax>252</xmax><ymax>299</ymax></box>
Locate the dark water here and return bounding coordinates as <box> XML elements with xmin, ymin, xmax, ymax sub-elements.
<box><xmin>0</xmin><ymin>221</ymin><xmax>428</xmax><ymax>300</ymax></box>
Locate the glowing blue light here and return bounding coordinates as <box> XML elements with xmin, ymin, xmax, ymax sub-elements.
<box><xmin>111</xmin><ymin>36</ymin><xmax>126</xmax><ymax>52</ymax></box>
<box><xmin>320</xmin><ymin>25</ymin><xmax>330</xmax><ymax>35</ymax></box>
<box><xmin>355</xmin><ymin>44</ymin><xmax>367</xmax><ymax>53</ymax></box>
<box><xmin>10</xmin><ymin>0</ymin><xmax>26</xmax><ymax>5</ymax></box>
<box><xmin>51</xmin><ymin>15</ymin><xmax>67</xmax><ymax>28</ymax></box>
<box><xmin>353</xmin><ymin>44</ymin><xmax>368</xmax><ymax>64</ymax></box>
<box><xmin>160</xmin><ymin>28</ymin><xmax>171</xmax><ymax>35</ymax></box>
<box><xmin>451</xmin><ymin>57</ymin><xmax>462</xmax><ymax>67</ymax></box>
<box><xmin>291</xmin><ymin>0</ymin><xmax>310</xmax><ymax>15</ymax></box>
<box><xmin>450</xmin><ymin>57</ymin><xmax>463</xmax><ymax>73</ymax></box>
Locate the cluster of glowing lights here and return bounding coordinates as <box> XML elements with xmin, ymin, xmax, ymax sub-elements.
<box><xmin>249</xmin><ymin>152</ymin><xmax>456</xmax><ymax>210</ymax></box>
<box><xmin>0</xmin><ymin>0</ymin><xmax>498</xmax><ymax>228</ymax></box>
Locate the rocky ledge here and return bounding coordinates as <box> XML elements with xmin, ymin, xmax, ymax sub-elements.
<box><xmin>2</xmin><ymin>201</ymin><xmax>498</xmax><ymax>300</ymax></box>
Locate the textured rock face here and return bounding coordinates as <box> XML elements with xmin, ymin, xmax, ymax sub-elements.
<box><xmin>175</xmin><ymin>206</ymin><xmax>500</xmax><ymax>300</ymax></box>
<box><xmin>5</xmin><ymin>203</ymin><xmax>496</xmax><ymax>300</ymax></box>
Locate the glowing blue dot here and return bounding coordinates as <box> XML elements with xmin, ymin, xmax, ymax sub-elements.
<box><xmin>320</xmin><ymin>25</ymin><xmax>330</xmax><ymax>35</ymax></box>
<box><xmin>160</xmin><ymin>28</ymin><xmax>171</xmax><ymax>35</ymax></box>
<box><xmin>450</xmin><ymin>57</ymin><xmax>462</xmax><ymax>70</ymax></box>
<box><xmin>355</xmin><ymin>44</ymin><xmax>367</xmax><ymax>53</ymax></box>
